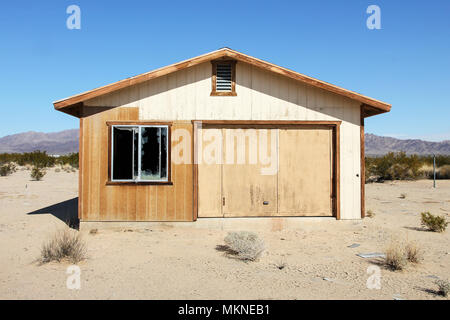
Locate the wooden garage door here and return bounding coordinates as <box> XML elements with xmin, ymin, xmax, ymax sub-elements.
<box><xmin>197</xmin><ymin>128</ymin><xmax>223</xmax><ymax>217</ymax></box>
<box><xmin>278</xmin><ymin>128</ymin><xmax>333</xmax><ymax>216</ymax></box>
<box><xmin>197</xmin><ymin>126</ymin><xmax>333</xmax><ymax>217</ymax></box>
<box><xmin>222</xmin><ymin>128</ymin><xmax>278</xmax><ymax>217</ymax></box>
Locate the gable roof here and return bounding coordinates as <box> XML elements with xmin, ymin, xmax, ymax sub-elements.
<box><xmin>53</xmin><ymin>48</ymin><xmax>391</xmax><ymax>117</ymax></box>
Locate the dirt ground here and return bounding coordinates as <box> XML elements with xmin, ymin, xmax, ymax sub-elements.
<box><xmin>0</xmin><ymin>168</ymin><xmax>449</xmax><ymax>300</ymax></box>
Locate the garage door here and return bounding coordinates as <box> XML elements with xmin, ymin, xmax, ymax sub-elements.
<box><xmin>197</xmin><ymin>126</ymin><xmax>334</xmax><ymax>217</ymax></box>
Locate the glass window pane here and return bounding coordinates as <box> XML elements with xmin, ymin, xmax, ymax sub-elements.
<box><xmin>141</xmin><ymin>127</ymin><xmax>161</xmax><ymax>180</ymax></box>
<box><xmin>140</xmin><ymin>126</ymin><xmax>168</xmax><ymax>181</ymax></box>
<box><xmin>160</xmin><ymin>127</ymin><xmax>168</xmax><ymax>179</ymax></box>
<box><xmin>112</xmin><ymin>127</ymin><xmax>134</xmax><ymax>180</ymax></box>
<box><xmin>133</xmin><ymin>129</ymin><xmax>139</xmax><ymax>179</ymax></box>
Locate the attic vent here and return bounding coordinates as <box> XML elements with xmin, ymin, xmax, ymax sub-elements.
<box><xmin>216</xmin><ymin>64</ymin><xmax>232</xmax><ymax>91</ymax></box>
<box><xmin>211</xmin><ymin>60</ymin><xmax>236</xmax><ymax>96</ymax></box>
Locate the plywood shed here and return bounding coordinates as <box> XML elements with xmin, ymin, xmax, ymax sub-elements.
<box><xmin>54</xmin><ymin>48</ymin><xmax>391</xmax><ymax>222</ymax></box>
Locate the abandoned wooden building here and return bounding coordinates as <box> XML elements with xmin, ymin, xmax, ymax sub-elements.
<box><xmin>53</xmin><ymin>48</ymin><xmax>391</xmax><ymax>223</ymax></box>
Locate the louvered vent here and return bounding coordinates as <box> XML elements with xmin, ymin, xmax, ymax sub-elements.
<box><xmin>216</xmin><ymin>63</ymin><xmax>232</xmax><ymax>91</ymax></box>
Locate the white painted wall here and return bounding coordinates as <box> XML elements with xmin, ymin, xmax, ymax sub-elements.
<box><xmin>85</xmin><ymin>62</ymin><xmax>362</xmax><ymax>219</ymax></box>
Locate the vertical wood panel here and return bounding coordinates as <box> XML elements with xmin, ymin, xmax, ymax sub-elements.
<box><xmin>80</xmin><ymin>107</ymin><xmax>195</xmax><ymax>221</ymax></box>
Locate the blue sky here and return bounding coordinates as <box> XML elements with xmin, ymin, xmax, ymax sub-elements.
<box><xmin>0</xmin><ymin>0</ymin><xmax>449</xmax><ymax>141</ymax></box>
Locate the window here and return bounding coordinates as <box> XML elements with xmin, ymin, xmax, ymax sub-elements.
<box><xmin>111</xmin><ymin>125</ymin><xmax>169</xmax><ymax>182</ymax></box>
<box><xmin>210</xmin><ymin>60</ymin><xmax>236</xmax><ymax>96</ymax></box>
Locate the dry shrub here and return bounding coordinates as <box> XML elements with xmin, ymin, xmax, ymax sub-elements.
<box><xmin>385</xmin><ymin>241</ymin><xmax>407</xmax><ymax>271</ymax></box>
<box><xmin>366</xmin><ymin>209</ymin><xmax>375</xmax><ymax>218</ymax></box>
<box><xmin>419</xmin><ymin>164</ymin><xmax>434</xmax><ymax>179</ymax></box>
<box><xmin>399</xmin><ymin>193</ymin><xmax>407</xmax><ymax>199</ymax></box>
<box><xmin>31</xmin><ymin>166</ymin><xmax>46</xmax><ymax>181</ymax></box>
<box><xmin>223</xmin><ymin>231</ymin><xmax>265</xmax><ymax>261</ymax></box>
<box><xmin>39</xmin><ymin>229</ymin><xmax>86</xmax><ymax>264</ymax></box>
<box><xmin>421</xmin><ymin>212</ymin><xmax>448</xmax><ymax>232</ymax></box>
<box><xmin>435</xmin><ymin>279</ymin><xmax>450</xmax><ymax>297</ymax></box>
<box><xmin>405</xmin><ymin>241</ymin><xmax>422</xmax><ymax>263</ymax></box>
<box><xmin>385</xmin><ymin>239</ymin><xmax>423</xmax><ymax>270</ymax></box>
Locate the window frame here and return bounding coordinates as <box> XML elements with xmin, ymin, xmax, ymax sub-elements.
<box><xmin>107</xmin><ymin>122</ymin><xmax>172</xmax><ymax>185</ymax></box>
<box><xmin>210</xmin><ymin>60</ymin><xmax>237</xmax><ymax>96</ymax></box>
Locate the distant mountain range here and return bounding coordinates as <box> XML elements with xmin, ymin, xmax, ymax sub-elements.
<box><xmin>365</xmin><ymin>133</ymin><xmax>450</xmax><ymax>155</ymax></box>
<box><xmin>0</xmin><ymin>129</ymin><xmax>79</xmax><ymax>154</ymax></box>
<box><xmin>0</xmin><ymin>129</ymin><xmax>449</xmax><ymax>155</ymax></box>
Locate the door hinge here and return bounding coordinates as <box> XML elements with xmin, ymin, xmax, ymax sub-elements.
<box><xmin>222</xmin><ymin>197</ymin><xmax>225</xmax><ymax>206</ymax></box>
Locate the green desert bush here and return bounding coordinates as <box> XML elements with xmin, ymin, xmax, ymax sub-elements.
<box><xmin>366</xmin><ymin>153</ymin><xmax>450</xmax><ymax>182</ymax></box>
<box><xmin>366</xmin><ymin>152</ymin><xmax>422</xmax><ymax>181</ymax></box>
<box><xmin>223</xmin><ymin>231</ymin><xmax>265</xmax><ymax>261</ymax></box>
<box><xmin>39</xmin><ymin>229</ymin><xmax>86</xmax><ymax>264</ymax></box>
<box><xmin>0</xmin><ymin>151</ymin><xmax>79</xmax><ymax>169</ymax></box>
<box><xmin>56</xmin><ymin>153</ymin><xmax>79</xmax><ymax>169</ymax></box>
<box><xmin>437</xmin><ymin>165</ymin><xmax>450</xmax><ymax>179</ymax></box>
<box><xmin>30</xmin><ymin>166</ymin><xmax>46</xmax><ymax>181</ymax></box>
<box><xmin>421</xmin><ymin>212</ymin><xmax>448</xmax><ymax>232</ymax></box>
<box><xmin>0</xmin><ymin>162</ymin><xmax>17</xmax><ymax>176</ymax></box>
<box><xmin>421</xmin><ymin>155</ymin><xmax>450</xmax><ymax>167</ymax></box>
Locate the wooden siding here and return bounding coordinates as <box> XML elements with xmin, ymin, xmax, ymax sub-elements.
<box><xmin>80</xmin><ymin>107</ymin><xmax>194</xmax><ymax>221</ymax></box>
<box><xmin>85</xmin><ymin>61</ymin><xmax>362</xmax><ymax>220</ymax></box>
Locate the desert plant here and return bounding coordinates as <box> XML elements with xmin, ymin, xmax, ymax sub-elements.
<box><xmin>30</xmin><ymin>166</ymin><xmax>46</xmax><ymax>181</ymax></box>
<box><xmin>365</xmin><ymin>152</ymin><xmax>422</xmax><ymax>181</ymax></box>
<box><xmin>223</xmin><ymin>231</ymin><xmax>265</xmax><ymax>261</ymax></box>
<box><xmin>275</xmin><ymin>259</ymin><xmax>287</xmax><ymax>270</ymax></box>
<box><xmin>435</xmin><ymin>279</ymin><xmax>450</xmax><ymax>297</ymax></box>
<box><xmin>421</xmin><ymin>212</ymin><xmax>448</xmax><ymax>232</ymax></box>
<box><xmin>366</xmin><ymin>209</ymin><xmax>375</xmax><ymax>218</ymax></box>
<box><xmin>385</xmin><ymin>242</ymin><xmax>407</xmax><ymax>271</ymax></box>
<box><xmin>405</xmin><ymin>241</ymin><xmax>422</xmax><ymax>263</ymax></box>
<box><xmin>0</xmin><ymin>162</ymin><xmax>16</xmax><ymax>176</ymax></box>
<box><xmin>0</xmin><ymin>151</ymin><xmax>79</xmax><ymax>168</ymax></box>
<box><xmin>39</xmin><ymin>229</ymin><xmax>86</xmax><ymax>264</ymax></box>
<box><xmin>437</xmin><ymin>165</ymin><xmax>450</xmax><ymax>179</ymax></box>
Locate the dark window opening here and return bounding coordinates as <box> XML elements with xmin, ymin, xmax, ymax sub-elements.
<box><xmin>141</xmin><ymin>127</ymin><xmax>168</xmax><ymax>180</ymax></box>
<box><xmin>112</xmin><ymin>127</ymin><xmax>134</xmax><ymax>180</ymax></box>
<box><xmin>111</xmin><ymin>125</ymin><xmax>169</xmax><ymax>182</ymax></box>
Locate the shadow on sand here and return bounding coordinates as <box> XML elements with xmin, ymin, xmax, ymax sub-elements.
<box><xmin>27</xmin><ymin>197</ymin><xmax>79</xmax><ymax>229</ymax></box>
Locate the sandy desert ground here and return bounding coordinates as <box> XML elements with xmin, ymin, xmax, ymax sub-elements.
<box><xmin>0</xmin><ymin>169</ymin><xmax>449</xmax><ymax>300</ymax></box>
